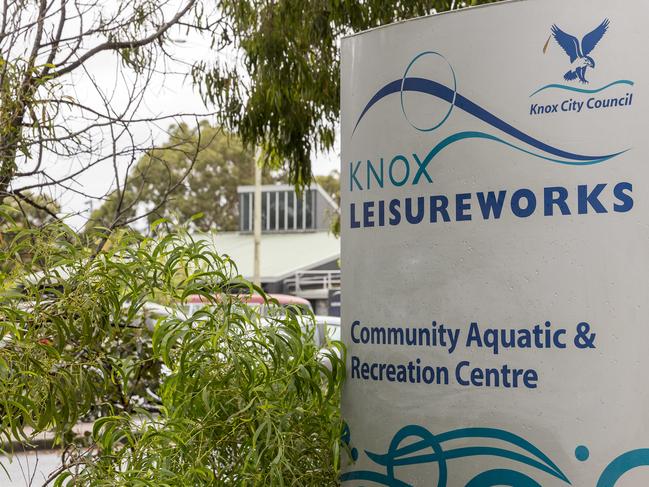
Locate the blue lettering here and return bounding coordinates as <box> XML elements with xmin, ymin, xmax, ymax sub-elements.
<box><xmin>430</xmin><ymin>195</ymin><xmax>450</xmax><ymax>223</ymax></box>
<box><xmin>412</xmin><ymin>151</ymin><xmax>433</xmax><ymax>185</ymax></box>
<box><xmin>389</xmin><ymin>199</ymin><xmax>401</xmax><ymax>226</ymax></box>
<box><xmin>378</xmin><ymin>200</ymin><xmax>386</xmax><ymax>226</ymax></box>
<box><xmin>351</xmin><ymin>356</ymin><xmax>360</xmax><ymax>378</ymax></box>
<box><xmin>465</xmin><ymin>322</ymin><xmax>482</xmax><ymax>348</ymax></box>
<box><xmin>553</xmin><ymin>330</ymin><xmax>567</xmax><ymax>349</ymax></box>
<box><xmin>578</xmin><ymin>184</ymin><xmax>607</xmax><ymax>214</ymax></box>
<box><xmin>351</xmin><ymin>320</ymin><xmax>360</xmax><ymax>343</ymax></box>
<box><xmin>350</xmin><ymin>161</ymin><xmax>363</xmax><ymax>191</ymax></box>
<box><xmin>385</xmin><ymin>364</ymin><xmax>395</xmax><ymax>382</ymax></box>
<box><xmin>367</xmin><ymin>158</ymin><xmax>384</xmax><ymax>190</ymax></box>
<box><xmin>511</xmin><ymin>189</ymin><xmax>537</xmax><ymax>218</ymax></box>
<box><xmin>350</xmin><ymin>203</ymin><xmax>360</xmax><ymax>228</ymax></box>
<box><xmin>363</xmin><ymin>201</ymin><xmax>375</xmax><ymax>227</ymax></box>
<box><xmin>456</xmin><ymin>361</ymin><xmax>471</xmax><ymax>386</ymax></box>
<box><xmin>389</xmin><ymin>155</ymin><xmax>410</xmax><ymax>187</ymax></box>
<box><xmin>544</xmin><ymin>186</ymin><xmax>571</xmax><ymax>216</ymax></box>
<box><xmin>477</xmin><ymin>191</ymin><xmax>506</xmax><ymax>219</ymax></box>
<box><xmin>347</xmin><ymin>181</ymin><xmax>632</xmax><ymax>228</ymax></box>
<box><xmin>405</xmin><ymin>197</ymin><xmax>425</xmax><ymax>224</ymax></box>
<box><xmin>523</xmin><ymin>370</ymin><xmax>538</xmax><ymax>389</ymax></box>
<box><xmin>456</xmin><ymin>193</ymin><xmax>472</xmax><ymax>221</ymax></box>
<box><xmin>613</xmin><ymin>182</ymin><xmax>634</xmax><ymax>212</ymax></box>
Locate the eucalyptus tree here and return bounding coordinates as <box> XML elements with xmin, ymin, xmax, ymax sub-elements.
<box><xmin>1</xmin><ymin>0</ymin><xmax>498</xmax><ymax>228</ymax></box>
<box><xmin>86</xmin><ymin>123</ymin><xmax>286</xmax><ymax>233</ymax></box>
<box><xmin>0</xmin><ymin>0</ymin><xmax>218</xmax><ymax>225</ymax></box>
<box><xmin>196</xmin><ymin>0</ymin><xmax>499</xmax><ymax>187</ymax></box>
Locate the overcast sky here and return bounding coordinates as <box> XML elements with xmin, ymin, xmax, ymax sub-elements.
<box><xmin>30</xmin><ymin>26</ymin><xmax>339</xmax><ymax>230</ymax></box>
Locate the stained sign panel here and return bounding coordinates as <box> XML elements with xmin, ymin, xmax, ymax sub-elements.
<box><xmin>340</xmin><ymin>0</ymin><xmax>649</xmax><ymax>485</ymax></box>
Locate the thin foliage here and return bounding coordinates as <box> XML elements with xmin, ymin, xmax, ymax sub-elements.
<box><xmin>196</xmin><ymin>0</ymin><xmax>501</xmax><ymax>187</ymax></box>
<box><xmin>0</xmin><ymin>209</ymin><xmax>345</xmax><ymax>485</ymax></box>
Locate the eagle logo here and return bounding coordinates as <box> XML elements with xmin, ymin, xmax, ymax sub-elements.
<box><xmin>550</xmin><ymin>19</ymin><xmax>610</xmax><ymax>84</ymax></box>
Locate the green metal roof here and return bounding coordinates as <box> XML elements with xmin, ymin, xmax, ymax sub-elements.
<box><xmin>197</xmin><ymin>231</ymin><xmax>340</xmax><ymax>283</ymax></box>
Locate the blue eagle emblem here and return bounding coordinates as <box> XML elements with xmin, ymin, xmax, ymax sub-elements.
<box><xmin>551</xmin><ymin>19</ymin><xmax>610</xmax><ymax>84</ymax></box>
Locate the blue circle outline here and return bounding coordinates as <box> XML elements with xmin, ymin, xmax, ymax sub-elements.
<box><xmin>400</xmin><ymin>51</ymin><xmax>457</xmax><ymax>132</ymax></box>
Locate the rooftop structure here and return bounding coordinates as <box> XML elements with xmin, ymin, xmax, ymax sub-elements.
<box><xmin>202</xmin><ymin>183</ymin><xmax>341</xmax><ymax>315</ymax></box>
<box><xmin>237</xmin><ymin>184</ymin><xmax>337</xmax><ymax>233</ymax></box>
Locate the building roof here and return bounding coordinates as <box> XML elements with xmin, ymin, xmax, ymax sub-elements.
<box><xmin>197</xmin><ymin>231</ymin><xmax>340</xmax><ymax>283</ymax></box>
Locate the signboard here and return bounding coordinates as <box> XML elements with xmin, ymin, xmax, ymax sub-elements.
<box><xmin>340</xmin><ymin>0</ymin><xmax>649</xmax><ymax>485</ymax></box>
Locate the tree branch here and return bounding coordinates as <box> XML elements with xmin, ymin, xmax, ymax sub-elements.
<box><xmin>51</xmin><ymin>0</ymin><xmax>197</xmax><ymax>78</ymax></box>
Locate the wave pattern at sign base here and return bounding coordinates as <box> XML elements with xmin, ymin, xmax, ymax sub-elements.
<box><xmin>340</xmin><ymin>425</ymin><xmax>569</xmax><ymax>486</ymax></box>
<box><xmin>341</xmin><ymin>425</ymin><xmax>649</xmax><ymax>486</ymax></box>
<box><xmin>596</xmin><ymin>449</ymin><xmax>649</xmax><ymax>487</ymax></box>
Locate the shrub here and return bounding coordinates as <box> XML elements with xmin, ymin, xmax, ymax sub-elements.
<box><xmin>0</xmin><ymin>210</ymin><xmax>345</xmax><ymax>485</ymax></box>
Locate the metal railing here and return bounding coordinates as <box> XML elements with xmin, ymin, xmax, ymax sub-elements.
<box><xmin>284</xmin><ymin>270</ymin><xmax>340</xmax><ymax>294</ymax></box>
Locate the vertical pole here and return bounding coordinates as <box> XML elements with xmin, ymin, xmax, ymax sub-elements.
<box><xmin>253</xmin><ymin>149</ymin><xmax>262</xmax><ymax>287</ymax></box>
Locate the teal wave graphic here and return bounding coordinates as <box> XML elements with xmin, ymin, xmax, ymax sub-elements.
<box><xmin>340</xmin><ymin>425</ymin><xmax>570</xmax><ymax>486</ymax></box>
<box><xmin>426</xmin><ymin>131</ymin><xmax>627</xmax><ymax>167</ymax></box>
<box><xmin>341</xmin><ymin>423</ymin><xmax>649</xmax><ymax>486</ymax></box>
<box><xmin>530</xmin><ymin>80</ymin><xmax>634</xmax><ymax>97</ymax></box>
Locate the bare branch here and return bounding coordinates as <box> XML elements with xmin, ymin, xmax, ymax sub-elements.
<box><xmin>51</xmin><ymin>0</ymin><xmax>197</xmax><ymax>78</ymax></box>
<box><xmin>12</xmin><ymin>189</ymin><xmax>60</xmax><ymax>222</ymax></box>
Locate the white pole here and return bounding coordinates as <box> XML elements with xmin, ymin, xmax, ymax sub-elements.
<box><xmin>253</xmin><ymin>149</ymin><xmax>262</xmax><ymax>287</ymax></box>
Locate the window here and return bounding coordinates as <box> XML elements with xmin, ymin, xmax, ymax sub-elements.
<box><xmin>261</xmin><ymin>191</ymin><xmax>268</xmax><ymax>230</ymax></box>
<box><xmin>239</xmin><ymin>187</ymin><xmax>320</xmax><ymax>232</ymax></box>
<box><xmin>296</xmin><ymin>192</ymin><xmax>304</xmax><ymax>229</ymax></box>
<box><xmin>305</xmin><ymin>189</ymin><xmax>314</xmax><ymax>229</ymax></box>
<box><xmin>241</xmin><ymin>193</ymin><xmax>250</xmax><ymax>231</ymax></box>
<box><xmin>269</xmin><ymin>191</ymin><xmax>277</xmax><ymax>229</ymax></box>
<box><xmin>278</xmin><ymin>191</ymin><xmax>286</xmax><ymax>230</ymax></box>
<box><xmin>239</xmin><ymin>194</ymin><xmax>244</xmax><ymax>231</ymax></box>
<box><xmin>287</xmin><ymin>192</ymin><xmax>296</xmax><ymax>229</ymax></box>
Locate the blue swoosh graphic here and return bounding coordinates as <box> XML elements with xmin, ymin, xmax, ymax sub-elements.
<box><xmin>530</xmin><ymin>79</ymin><xmax>634</xmax><ymax>97</ymax></box>
<box><xmin>420</xmin><ymin>131</ymin><xmax>626</xmax><ymax>167</ymax></box>
<box><xmin>354</xmin><ymin>77</ymin><xmax>626</xmax><ymax>163</ymax></box>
